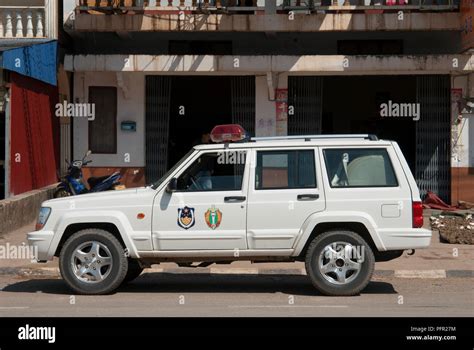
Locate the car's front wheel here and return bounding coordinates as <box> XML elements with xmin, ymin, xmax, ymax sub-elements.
<box><xmin>305</xmin><ymin>230</ymin><xmax>375</xmax><ymax>296</ymax></box>
<box><xmin>59</xmin><ymin>229</ymin><xmax>128</xmax><ymax>295</ymax></box>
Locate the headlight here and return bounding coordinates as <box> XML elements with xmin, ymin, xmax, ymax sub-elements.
<box><xmin>35</xmin><ymin>207</ymin><xmax>51</xmax><ymax>230</ymax></box>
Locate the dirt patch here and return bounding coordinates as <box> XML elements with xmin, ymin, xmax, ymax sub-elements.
<box><xmin>430</xmin><ymin>214</ymin><xmax>474</xmax><ymax>244</ymax></box>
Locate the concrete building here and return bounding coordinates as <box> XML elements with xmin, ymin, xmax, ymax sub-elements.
<box><xmin>64</xmin><ymin>0</ymin><xmax>474</xmax><ymax>204</ymax></box>
<box><xmin>0</xmin><ymin>0</ymin><xmax>60</xmax><ymax>199</ymax></box>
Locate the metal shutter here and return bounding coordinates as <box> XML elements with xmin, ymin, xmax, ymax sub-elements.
<box><xmin>288</xmin><ymin>76</ymin><xmax>323</xmax><ymax>135</ymax></box>
<box><xmin>145</xmin><ymin>76</ymin><xmax>172</xmax><ymax>183</ymax></box>
<box><xmin>231</xmin><ymin>76</ymin><xmax>255</xmax><ymax>136</ymax></box>
<box><xmin>415</xmin><ymin>75</ymin><xmax>451</xmax><ymax>202</ymax></box>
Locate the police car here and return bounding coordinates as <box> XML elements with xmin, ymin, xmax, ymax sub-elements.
<box><xmin>28</xmin><ymin>125</ymin><xmax>431</xmax><ymax>296</ymax></box>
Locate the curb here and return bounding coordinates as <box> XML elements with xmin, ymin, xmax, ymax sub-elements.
<box><xmin>0</xmin><ymin>267</ymin><xmax>472</xmax><ymax>279</ymax></box>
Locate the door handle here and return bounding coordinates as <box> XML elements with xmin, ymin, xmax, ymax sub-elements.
<box><xmin>224</xmin><ymin>196</ymin><xmax>246</xmax><ymax>203</ymax></box>
<box><xmin>297</xmin><ymin>194</ymin><xmax>319</xmax><ymax>201</ymax></box>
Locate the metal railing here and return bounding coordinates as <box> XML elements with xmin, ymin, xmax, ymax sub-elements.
<box><xmin>281</xmin><ymin>0</ymin><xmax>459</xmax><ymax>9</ymax></box>
<box><xmin>76</xmin><ymin>0</ymin><xmax>459</xmax><ymax>9</ymax></box>
<box><xmin>0</xmin><ymin>6</ymin><xmax>46</xmax><ymax>39</ymax></box>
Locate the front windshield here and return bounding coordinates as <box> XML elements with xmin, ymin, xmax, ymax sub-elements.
<box><xmin>151</xmin><ymin>149</ymin><xmax>195</xmax><ymax>189</ymax></box>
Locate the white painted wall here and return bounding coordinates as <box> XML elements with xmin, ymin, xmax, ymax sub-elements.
<box><xmin>466</xmin><ymin>74</ymin><xmax>474</xmax><ymax>168</ymax></box>
<box><xmin>73</xmin><ymin>72</ymin><xmax>145</xmax><ymax>167</ymax></box>
<box><xmin>470</xmin><ymin>118</ymin><xmax>474</xmax><ymax>168</ymax></box>
<box><xmin>254</xmin><ymin>73</ymin><xmax>288</xmax><ymax>137</ymax></box>
<box><xmin>451</xmin><ymin>75</ymin><xmax>474</xmax><ymax>168</ymax></box>
<box><xmin>255</xmin><ymin>75</ymin><xmax>276</xmax><ymax>137</ymax></box>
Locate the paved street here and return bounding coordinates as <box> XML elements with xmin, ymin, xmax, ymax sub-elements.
<box><xmin>0</xmin><ymin>273</ymin><xmax>472</xmax><ymax>317</ymax></box>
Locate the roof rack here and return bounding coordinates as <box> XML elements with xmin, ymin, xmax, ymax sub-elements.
<box><xmin>251</xmin><ymin>134</ymin><xmax>379</xmax><ymax>142</ymax></box>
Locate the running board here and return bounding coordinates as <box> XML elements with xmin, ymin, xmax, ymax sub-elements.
<box><xmin>138</xmin><ymin>249</ymin><xmax>294</xmax><ymax>259</ymax></box>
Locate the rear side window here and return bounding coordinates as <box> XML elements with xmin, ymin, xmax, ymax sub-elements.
<box><xmin>323</xmin><ymin>148</ymin><xmax>398</xmax><ymax>188</ymax></box>
<box><xmin>255</xmin><ymin>150</ymin><xmax>316</xmax><ymax>190</ymax></box>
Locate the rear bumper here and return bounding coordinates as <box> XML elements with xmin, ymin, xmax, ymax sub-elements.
<box><xmin>27</xmin><ymin>230</ymin><xmax>55</xmax><ymax>261</ymax></box>
<box><xmin>379</xmin><ymin>228</ymin><xmax>432</xmax><ymax>251</ymax></box>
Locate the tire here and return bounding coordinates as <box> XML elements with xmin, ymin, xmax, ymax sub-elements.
<box><xmin>305</xmin><ymin>230</ymin><xmax>375</xmax><ymax>296</ymax></box>
<box><xmin>122</xmin><ymin>259</ymin><xmax>144</xmax><ymax>284</ymax></box>
<box><xmin>59</xmin><ymin>229</ymin><xmax>128</xmax><ymax>295</ymax></box>
<box><xmin>54</xmin><ymin>188</ymin><xmax>70</xmax><ymax>198</ymax></box>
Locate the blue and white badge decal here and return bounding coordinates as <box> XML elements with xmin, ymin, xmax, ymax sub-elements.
<box><xmin>177</xmin><ymin>206</ymin><xmax>195</xmax><ymax>229</ymax></box>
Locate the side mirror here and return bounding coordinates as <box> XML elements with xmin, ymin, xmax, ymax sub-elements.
<box><xmin>166</xmin><ymin>178</ymin><xmax>178</xmax><ymax>193</ymax></box>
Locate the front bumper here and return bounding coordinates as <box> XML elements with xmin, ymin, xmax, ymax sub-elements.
<box><xmin>27</xmin><ymin>230</ymin><xmax>55</xmax><ymax>261</ymax></box>
<box><xmin>380</xmin><ymin>228</ymin><xmax>432</xmax><ymax>251</ymax></box>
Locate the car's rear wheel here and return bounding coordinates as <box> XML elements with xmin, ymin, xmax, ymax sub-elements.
<box><xmin>305</xmin><ymin>230</ymin><xmax>375</xmax><ymax>296</ymax></box>
<box><xmin>122</xmin><ymin>259</ymin><xmax>144</xmax><ymax>284</ymax></box>
<box><xmin>59</xmin><ymin>229</ymin><xmax>128</xmax><ymax>295</ymax></box>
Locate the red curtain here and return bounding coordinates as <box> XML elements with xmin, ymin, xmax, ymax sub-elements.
<box><xmin>10</xmin><ymin>72</ymin><xmax>59</xmax><ymax>196</ymax></box>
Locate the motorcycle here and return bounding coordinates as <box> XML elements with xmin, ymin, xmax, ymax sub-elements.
<box><xmin>54</xmin><ymin>150</ymin><xmax>125</xmax><ymax>198</ymax></box>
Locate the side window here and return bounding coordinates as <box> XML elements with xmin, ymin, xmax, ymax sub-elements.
<box><xmin>177</xmin><ymin>151</ymin><xmax>246</xmax><ymax>192</ymax></box>
<box><xmin>255</xmin><ymin>150</ymin><xmax>316</xmax><ymax>190</ymax></box>
<box><xmin>323</xmin><ymin>148</ymin><xmax>398</xmax><ymax>188</ymax></box>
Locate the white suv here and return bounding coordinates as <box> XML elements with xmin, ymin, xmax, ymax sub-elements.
<box><xmin>28</xmin><ymin>125</ymin><xmax>431</xmax><ymax>296</ymax></box>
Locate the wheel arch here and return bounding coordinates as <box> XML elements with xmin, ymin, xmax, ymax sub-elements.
<box><xmin>296</xmin><ymin>222</ymin><xmax>378</xmax><ymax>260</ymax></box>
<box><xmin>54</xmin><ymin>223</ymin><xmax>127</xmax><ymax>257</ymax></box>
<box><xmin>50</xmin><ymin>212</ymin><xmax>140</xmax><ymax>259</ymax></box>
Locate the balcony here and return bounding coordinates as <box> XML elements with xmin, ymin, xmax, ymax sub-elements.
<box><xmin>70</xmin><ymin>0</ymin><xmax>460</xmax><ymax>32</ymax></box>
<box><xmin>76</xmin><ymin>0</ymin><xmax>459</xmax><ymax>13</ymax></box>
<box><xmin>0</xmin><ymin>1</ymin><xmax>57</xmax><ymax>40</ymax></box>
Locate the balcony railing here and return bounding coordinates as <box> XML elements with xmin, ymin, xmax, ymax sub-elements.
<box><xmin>0</xmin><ymin>6</ymin><xmax>46</xmax><ymax>39</ymax></box>
<box><xmin>76</xmin><ymin>0</ymin><xmax>459</xmax><ymax>11</ymax></box>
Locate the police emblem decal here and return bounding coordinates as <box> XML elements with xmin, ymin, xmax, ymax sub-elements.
<box><xmin>177</xmin><ymin>206</ymin><xmax>195</xmax><ymax>229</ymax></box>
<box><xmin>205</xmin><ymin>206</ymin><xmax>222</xmax><ymax>230</ymax></box>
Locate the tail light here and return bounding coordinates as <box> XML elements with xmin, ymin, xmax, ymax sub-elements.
<box><xmin>36</xmin><ymin>207</ymin><xmax>51</xmax><ymax>231</ymax></box>
<box><xmin>412</xmin><ymin>201</ymin><xmax>423</xmax><ymax>228</ymax></box>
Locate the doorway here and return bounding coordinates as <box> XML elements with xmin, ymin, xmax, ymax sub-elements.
<box><xmin>168</xmin><ymin>76</ymin><xmax>232</xmax><ymax>166</ymax></box>
<box><xmin>322</xmin><ymin>76</ymin><xmax>417</xmax><ymax>170</ymax></box>
<box><xmin>145</xmin><ymin>75</ymin><xmax>255</xmax><ymax>183</ymax></box>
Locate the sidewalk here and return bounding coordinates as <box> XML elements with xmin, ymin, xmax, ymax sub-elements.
<box><xmin>1</xmin><ymin>219</ymin><xmax>473</xmax><ymax>278</ymax></box>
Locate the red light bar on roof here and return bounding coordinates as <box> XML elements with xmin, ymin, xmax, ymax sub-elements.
<box><xmin>210</xmin><ymin>124</ymin><xmax>247</xmax><ymax>143</ymax></box>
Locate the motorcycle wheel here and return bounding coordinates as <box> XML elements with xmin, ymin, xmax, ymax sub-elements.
<box><xmin>54</xmin><ymin>188</ymin><xmax>71</xmax><ymax>198</ymax></box>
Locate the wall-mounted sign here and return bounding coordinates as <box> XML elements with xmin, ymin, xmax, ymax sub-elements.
<box><xmin>121</xmin><ymin>121</ymin><xmax>137</xmax><ymax>132</ymax></box>
<box><xmin>275</xmin><ymin>89</ymin><xmax>288</xmax><ymax>136</ymax></box>
<box><xmin>461</xmin><ymin>0</ymin><xmax>474</xmax><ymax>52</ymax></box>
